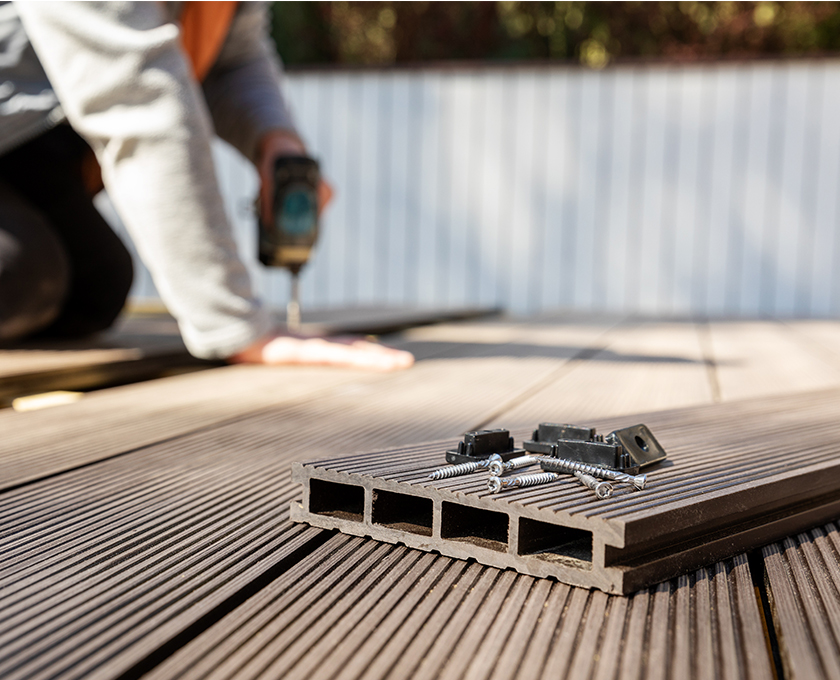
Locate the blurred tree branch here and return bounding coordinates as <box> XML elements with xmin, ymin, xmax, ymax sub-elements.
<box><xmin>271</xmin><ymin>1</ymin><xmax>840</xmax><ymax>69</ymax></box>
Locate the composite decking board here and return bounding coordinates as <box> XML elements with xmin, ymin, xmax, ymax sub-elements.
<box><xmin>0</xmin><ymin>314</ymin><xmax>186</xmax><ymax>380</ymax></box>
<box><xmin>285</xmin><ymin>305</ymin><xmax>501</xmax><ymax>336</ymax></box>
<box><xmin>762</xmin><ymin>521</ymin><xmax>840</xmax><ymax>680</ymax></box>
<box><xmin>489</xmin><ymin>320</ymin><xmax>716</xmax><ymax>429</ymax></box>
<box><xmin>3</xmin><ymin>317</ymin><xmax>834</xmax><ymax>678</ymax></box>
<box><xmin>0</xmin><ymin>308</ymin><xmax>495</xmax><ymax>381</ymax></box>
<box><xmin>144</xmin><ymin>534</ymin><xmax>770</xmax><ymax>680</ymax></box>
<box><xmin>0</xmin><ymin>307</ymin><xmax>497</xmax><ymax>407</ymax></box>
<box><xmin>783</xmin><ymin>320</ymin><xmax>840</xmax><ymax>369</ymax></box>
<box><xmin>0</xmin><ymin>364</ymin><xmax>381</xmax><ymax>490</ymax></box>
<box><xmin>393</xmin><ymin>315</ymin><xmax>627</xmax><ymax>433</ymax></box>
<box><xmin>2</xmin><ymin>324</ymin><xmax>608</xmax><ymax>679</ymax></box>
<box><xmin>0</xmin><ymin>315</ymin><xmax>194</xmax><ymax>405</ymax></box>
<box><xmin>0</xmin><ymin>317</ymin><xmax>617</xmax><ymax>492</ymax></box>
<box><xmin>0</xmin><ymin>353</ymin><xmax>216</xmax><ymax>407</ymax></box>
<box><xmin>292</xmin><ymin>386</ymin><xmax>840</xmax><ymax>593</ymax></box>
<box><xmin>707</xmin><ymin>320</ymin><xmax>840</xmax><ymax>402</ymax></box>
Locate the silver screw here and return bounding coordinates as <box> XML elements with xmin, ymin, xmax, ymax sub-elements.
<box><xmin>540</xmin><ymin>458</ymin><xmax>646</xmax><ymax>490</ymax></box>
<box><xmin>573</xmin><ymin>471</ymin><xmax>614</xmax><ymax>499</ymax></box>
<box><xmin>488</xmin><ymin>455</ymin><xmax>539</xmax><ymax>476</ymax></box>
<box><xmin>488</xmin><ymin>471</ymin><xmax>561</xmax><ymax>493</ymax></box>
<box><xmin>429</xmin><ymin>454</ymin><xmax>502</xmax><ymax>480</ymax></box>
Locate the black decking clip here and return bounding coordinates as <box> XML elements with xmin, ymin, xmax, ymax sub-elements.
<box><xmin>523</xmin><ymin>422</ymin><xmax>667</xmax><ymax>474</ymax></box>
<box><xmin>445</xmin><ymin>429</ymin><xmax>525</xmax><ymax>465</ymax></box>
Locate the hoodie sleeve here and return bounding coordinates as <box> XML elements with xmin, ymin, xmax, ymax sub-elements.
<box><xmin>202</xmin><ymin>1</ymin><xmax>300</xmax><ymax>164</ymax></box>
<box><xmin>15</xmin><ymin>1</ymin><xmax>275</xmax><ymax>359</ymax></box>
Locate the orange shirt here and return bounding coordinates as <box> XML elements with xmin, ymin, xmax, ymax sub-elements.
<box><xmin>179</xmin><ymin>1</ymin><xmax>238</xmax><ymax>81</ymax></box>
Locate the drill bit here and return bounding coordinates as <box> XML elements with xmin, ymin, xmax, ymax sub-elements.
<box><xmin>286</xmin><ymin>272</ymin><xmax>301</xmax><ymax>334</ymax></box>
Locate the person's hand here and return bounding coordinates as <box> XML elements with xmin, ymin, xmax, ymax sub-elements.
<box><xmin>228</xmin><ymin>334</ymin><xmax>415</xmax><ymax>372</ymax></box>
<box><xmin>256</xmin><ymin>130</ymin><xmax>334</xmax><ymax>227</ymax></box>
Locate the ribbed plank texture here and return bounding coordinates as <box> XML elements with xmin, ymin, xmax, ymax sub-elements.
<box><xmin>5</xmin><ymin>318</ymin><xmax>837</xmax><ymax>679</ymax></box>
<box><xmin>146</xmin><ymin>534</ymin><xmax>771</xmax><ymax>680</ymax></box>
<box><xmin>294</xmin><ymin>387</ymin><xmax>840</xmax><ymax>591</ymax></box>
<box><xmin>764</xmin><ymin>521</ymin><xmax>840</xmax><ymax>680</ymax></box>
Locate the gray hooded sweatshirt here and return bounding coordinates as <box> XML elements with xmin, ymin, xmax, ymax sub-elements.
<box><xmin>1</xmin><ymin>1</ymin><xmax>298</xmax><ymax>358</ymax></box>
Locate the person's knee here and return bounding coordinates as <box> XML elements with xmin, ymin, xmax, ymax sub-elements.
<box><xmin>0</xmin><ymin>199</ymin><xmax>70</xmax><ymax>341</ymax></box>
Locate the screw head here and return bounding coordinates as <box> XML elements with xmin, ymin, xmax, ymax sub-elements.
<box><xmin>595</xmin><ymin>482</ymin><xmax>613</xmax><ymax>499</ymax></box>
<box><xmin>488</xmin><ymin>476</ymin><xmax>502</xmax><ymax>493</ymax></box>
<box><xmin>489</xmin><ymin>461</ymin><xmax>503</xmax><ymax>476</ymax></box>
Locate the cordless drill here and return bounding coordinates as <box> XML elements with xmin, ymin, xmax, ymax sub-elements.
<box><xmin>258</xmin><ymin>156</ymin><xmax>321</xmax><ymax>333</ymax></box>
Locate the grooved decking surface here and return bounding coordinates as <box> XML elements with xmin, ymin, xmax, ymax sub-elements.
<box><xmin>763</xmin><ymin>521</ymin><xmax>840</xmax><ymax>680</ymax></box>
<box><xmin>2</xmin><ymin>316</ymin><xmax>840</xmax><ymax>679</ymax></box>
<box><xmin>292</xmin><ymin>388</ymin><xmax>840</xmax><ymax>593</ymax></box>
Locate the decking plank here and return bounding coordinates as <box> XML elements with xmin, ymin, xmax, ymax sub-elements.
<box><xmin>708</xmin><ymin>320</ymin><xmax>840</xmax><ymax>402</ymax></box>
<box><xmin>143</xmin><ymin>536</ymin><xmax>769</xmax><ymax>680</ymax></box>
<box><xmin>0</xmin><ymin>317</ymin><xmax>614</xmax><ymax>491</ymax></box>
<box><xmin>763</xmin><ymin>522</ymin><xmax>840</xmax><ymax>680</ymax></box>
<box><xmin>489</xmin><ymin>320</ymin><xmax>715</xmax><ymax>429</ymax></box>
<box><xmin>0</xmin><ymin>314</ymin><xmax>185</xmax><ymax>380</ymax></box>
<box><xmin>3</xmin><ymin>316</ymin><xmax>834</xmax><ymax>679</ymax></box>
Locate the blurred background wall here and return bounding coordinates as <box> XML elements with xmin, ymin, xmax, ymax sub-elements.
<box><xmin>105</xmin><ymin>2</ymin><xmax>840</xmax><ymax>318</ymax></box>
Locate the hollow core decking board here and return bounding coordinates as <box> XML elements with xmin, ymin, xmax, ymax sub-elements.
<box><xmin>0</xmin><ymin>308</ymin><xmax>494</xmax><ymax>382</ymax></box>
<box><xmin>0</xmin><ymin>320</ymin><xmax>625</xmax><ymax>679</ymax></box>
<box><xmin>762</xmin><ymin>521</ymin><xmax>840</xmax><ymax>680</ymax></box>
<box><xmin>0</xmin><ymin>314</ymin><xmax>186</xmax><ymax>380</ymax></box>
<box><xmin>292</xmin><ymin>386</ymin><xmax>840</xmax><ymax>594</ymax></box>
<box><xmin>0</xmin><ymin>307</ymin><xmax>497</xmax><ymax>406</ymax></box>
<box><xmin>145</xmin><ymin>534</ymin><xmax>771</xmax><ymax>680</ymax></box>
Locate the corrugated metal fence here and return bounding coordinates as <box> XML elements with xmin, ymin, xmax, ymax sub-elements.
<box><xmin>109</xmin><ymin>59</ymin><xmax>840</xmax><ymax>318</ymax></box>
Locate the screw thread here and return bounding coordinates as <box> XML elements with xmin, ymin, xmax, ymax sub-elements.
<box><xmin>541</xmin><ymin>458</ymin><xmax>646</xmax><ymax>489</ymax></box>
<box><xmin>429</xmin><ymin>454</ymin><xmax>504</xmax><ymax>480</ymax></box>
<box><xmin>489</xmin><ymin>455</ymin><xmax>538</xmax><ymax>476</ymax></box>
<box><xmin>489</xmin><ymin>471</ymin><xmax>560</xmax><ymax>493</ymax></box>
<box><xmin>516</xmin><ymin>471</ymin><xmax>560</xmax><ymax>487</ymax></box>
<box><xmin>429</xmin><ymin>460</ymin><xmax>481</xmax><ymax>480</ymax></box>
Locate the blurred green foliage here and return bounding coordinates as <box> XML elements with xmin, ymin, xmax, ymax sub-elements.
<box><xmin>270</xmin><ymin>1</ymin><xmax>840</xmax><ymax>69</ymax></box>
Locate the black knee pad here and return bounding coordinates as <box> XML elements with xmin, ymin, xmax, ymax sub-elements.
<box><xmin>0</xmin><ymin>185</ymin><xmax>70</xmax><ymax>340</ymax></box>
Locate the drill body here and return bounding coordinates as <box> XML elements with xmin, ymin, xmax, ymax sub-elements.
<box><xmin>258</xmin><ymin>156</ymin><xmax>320</xmax><ymax>331</ymax></box>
